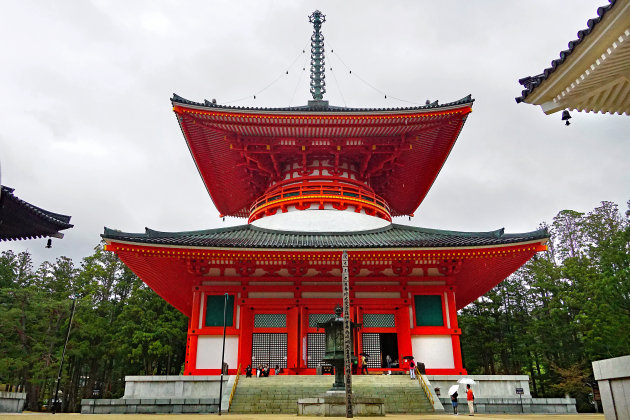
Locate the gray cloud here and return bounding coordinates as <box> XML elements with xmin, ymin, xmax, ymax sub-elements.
<box><xmin>1</xmin><ymin>0</ymin><xmax>628</xmax><ymax>265</ymax></box>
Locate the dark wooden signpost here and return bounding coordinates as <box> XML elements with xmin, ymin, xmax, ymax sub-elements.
<box><xmin>342</xmin><ymin>250</ymin><xmax>353</xmax><ymax>418</ymax></box>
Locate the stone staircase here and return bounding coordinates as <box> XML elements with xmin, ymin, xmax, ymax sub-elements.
<box><xmin>229</xmin><ymin>374</ymin><xmax>434</xmax><ymax>414</ymax></box>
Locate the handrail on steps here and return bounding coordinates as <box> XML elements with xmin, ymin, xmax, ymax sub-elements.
<box><xmin>415</xmin><ymin>367</ymin><xmax>435</xmax><ymax>411</ymax></box>
<box><xmin>228</xmin><ymin>363</ymin><xmax>241</xmax><ymax>411</ymax></box>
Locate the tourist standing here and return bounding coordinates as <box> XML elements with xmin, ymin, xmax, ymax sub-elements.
<box><xmin>409</xmin><ymin>359</ymin><xmax>416</xmax><ymax>379</ymax></box>
<box><xmin>466</xmin><ymin>384</ymin><xmax>474</xmax><ymax>416</ymax></box>
<box><xmin>386</xmin><ymin>354</ymin><xmax>392</xmax><ymax>375</ymax></box>
<box><xmin>361</xmin><ymin>355</ymin><xmax>368</xmax><ymax>375</ymax></box>
<box><xmin>450</xmin><ymin>391</ymin><xmax>458</xmax><ymax>415</ymax></box>
<box><xmin>245</xmin><ymin>365</ymin><xmax>252</xmax><ymax>378</ymax></box>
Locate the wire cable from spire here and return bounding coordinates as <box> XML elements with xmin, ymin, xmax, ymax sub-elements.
<box><xmin>327</xmin><ymin>41</ymin><xmax>423</xmax><ymax>106</ymax></box>
<box><xmin>329</xmin><ymin>66</ymin><xmax>347</xmax><ymax>107</ymax></box>
<box><xmin>290</xmin><ymin>52</ymin><xmax>310</xmax><ymax>107</ymax></box>
<box><xmin>223</xmin><ymin>46</ymin><xmax>307</xmax><ymax>104</ymax></box>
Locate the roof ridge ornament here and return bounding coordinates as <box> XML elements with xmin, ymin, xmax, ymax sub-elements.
<box><xmin>308</xmin><ymin>10</ymin><xmax>327</xmax><ymax>102</ymax></box>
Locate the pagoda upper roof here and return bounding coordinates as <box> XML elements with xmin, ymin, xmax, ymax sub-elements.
<box><xmin>0</xmin><ymin>185</ymin><xmax>73</xmax><ymax>241</ymax></box>
<box><xmin>173</xmin><ymin>93</ymin><xmax>474</xmax><ymax>114</ymax></box>
<box><xmin>102</xmin><ymin>223</ymin><xmax>547</xmax><ymax>249</ymax></box>
<box><xmin>172</xmin><ymin>94</ymin><xmax>474</xmax><ymax>218</ymax></box>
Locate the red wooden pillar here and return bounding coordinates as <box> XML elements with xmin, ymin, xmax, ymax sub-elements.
<box><xmin>396</xmin><ymin>304</ymin><xmax>412</xmax><ymax>362</ymax></box>
<box><xmin>185</xmin><ymin>289</ymin><xmax>203</xmax><ymax>375</ymax></box>
<box><xmin>356</xmin><ymin>306</ymin><xmax>364</xmax><ymax>371</ymax></box>
<box><xmin>238</xmin><ymin>306</ymin><xmax>254</xmax><ymax>369</ymax></box>
<box><xmin>287</xmin><ymin>307</ymin><xmax>300</xmax><ymax>371</ymax></box>
<box><xmin>447</xmin><ymin>288</ymin><xmax>466</xmax><ymax>373</ymax></box>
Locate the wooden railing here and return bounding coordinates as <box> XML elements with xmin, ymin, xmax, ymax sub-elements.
<box><xmin>415</xmin><ymin>367</ymin><xmax>435</xmax><ymax>410</ymax></box>
<box><xmin>228</xmin><ymin>364</ymin><xmax>241</xmax><ymax>411</ymax></box>
<box><xmin>249</xmin><ymin>180</ymin><xmax>391</xmax><ymax>223</ymax></box>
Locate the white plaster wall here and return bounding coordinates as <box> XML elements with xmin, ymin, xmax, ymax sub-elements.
<box><xmin>251</xmin><ymin>209</ymin><xmax>390</xmax><ymax>232</ymax></box>
<box><xmin>411</xmin><ymin>335</ymin><xmax>454</xmax><ymax>369</ymax></box>
<box><xmin>196</xmin><ymin>336</ymin><xmax>239</xmax><ymax>370</ymax></box>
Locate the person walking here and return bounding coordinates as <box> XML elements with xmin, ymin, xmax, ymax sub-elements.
<box><xmin>386</xmin><ymin>354</ymin><xmax>392</xmax><ymax>375</ymax></box>
<box><xmin>450</xmin><ymin>391</ymin><xmax>458</xmax><ymax>415</ymax></box>
<box><xmin>361</xmin><ymin>355</ymin><xmax>369</xmax><ymax>375</ymax></box>
<box><xmin>409</xmin><ymin>359</ymin><xmax>416</xmax><ymax>379</ymax></box>
<box><xmin>466</xmin><ymin>384</ymin><xmax>474</xmax><ymax>416</ymax></box>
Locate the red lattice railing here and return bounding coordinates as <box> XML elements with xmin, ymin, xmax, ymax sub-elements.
<box><xmin>249</xmin><ymin>180</ymin><xmax>391</xmax><ymax>223</ymax></box>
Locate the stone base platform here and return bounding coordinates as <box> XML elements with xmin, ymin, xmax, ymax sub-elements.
<box><xmin>81</xmin><ymin>375</ymin><xmax>233</xmax><ymax>414</ymax></box>
<box><xmin>81</xmin><ymin>397</ymin><xmax>219</xmax><ymax>414</ymax></box>
<box><xmin>438</xmin><ymin>397</ymin><xmax>577</xmax><ymax>414</ymax></box>
<box><xmin>298</xmin><ymin>394</ymin><xmax>384</xmax><ymax>416</ymax></box>
<box><xmin>0</xmin><ymin>391</ymin><xmax>26</xmax><ymax>413</ymax></box>
<box><xmin>427</xmin><ymin>374</ymin><xmax>576</xmax><ymax>414</ymax></box>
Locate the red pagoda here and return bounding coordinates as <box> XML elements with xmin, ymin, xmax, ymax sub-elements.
<box><xmin>103</xmin><ymin>11</ymin><xmax>547</xmax><ymax>376</ymax></box>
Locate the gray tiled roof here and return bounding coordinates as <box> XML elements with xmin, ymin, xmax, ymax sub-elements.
<box><xmin>172</xmin><ymin>93</ymin><xmax>474</xmax><ymax>113</ymax></box>
<box><xmin>102</xmin><ymin>223</ymin><xmax>548</xmax><ymax>249</ymax></box>
<box><xmin>515</xmin><ymin>0</ymin><xmax>616</xmax><ymax>103</ymax></box>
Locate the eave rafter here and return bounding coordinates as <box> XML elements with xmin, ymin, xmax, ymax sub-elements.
<box><xmin>181</xmin><ymin>254</ymin><xmax>466</xmax><ymax>278</ymax></box>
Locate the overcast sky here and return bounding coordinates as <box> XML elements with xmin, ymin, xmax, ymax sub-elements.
<box><xmin>1</xmin><ymin>0</ymin><xmax>628</xmax><ymax>266</ymax></box>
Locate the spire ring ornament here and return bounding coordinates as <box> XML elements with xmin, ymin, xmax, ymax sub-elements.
<box><xmin>308</xmin><ymin>10</ymin><xmax>327</xmax><ymax>100</ymax></box>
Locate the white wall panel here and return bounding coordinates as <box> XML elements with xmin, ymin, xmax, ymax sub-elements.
<box><xmin>411</xmin><ymin>335</ymin><xmax>454</xmax><ymax>369</ymax></box>
<box><xmin>196</xmin><ymin>336</ymin><xmax>239</xmax><ymax>370</ymax></box>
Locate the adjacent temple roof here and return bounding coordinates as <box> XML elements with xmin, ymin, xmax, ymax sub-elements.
<box><xmin>516</xmin><ymin>0</ymin><xmax>630</xmax><ymax>115</ymax></box>
<box><xmin>0</xmin><ymin>186</ymin><xmax>73</xmax><ymax>241</ymax></box>
<box><xmin>102</xmin><ymin>223</ymin><xmax>547</xmax><ymax>249</ymax></box>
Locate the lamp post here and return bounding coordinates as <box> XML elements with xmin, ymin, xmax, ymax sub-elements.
<box><xmin>218</xmin><ymin>293</ymin><xmax>228</xmax><ymax>415</ymax></box>
<box><xmin>52</xmin><ymin>298</ymin><xmax>76</xmax><ymax>414</ymax></box>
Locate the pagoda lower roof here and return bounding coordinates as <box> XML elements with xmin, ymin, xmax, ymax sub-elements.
<box><xmin>102</xmin><ymin>223</ymin><xmax>548</xmax><ymax>249</ymax></box>
<box><xmin>1</xmin><ymin>185</ymin><xmax>73</xmax><ymax>241</ymax></box>
<box><xmin>102</xmin><ymin>223</ymin><xmax>547</xmax><ymax>315</ymax></box>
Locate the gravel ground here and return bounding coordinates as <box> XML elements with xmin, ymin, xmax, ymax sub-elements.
<box><xmin>0</xmin><ymin>413</ymin><xmax>605</xmax><ymax>420</ymax></box>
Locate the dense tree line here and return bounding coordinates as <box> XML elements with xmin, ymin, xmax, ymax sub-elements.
<box><xmin>1</xmin><ymin>200</ymin><xmax>628</xmax><ymax>412</ymax></box>
<box><xmin>459</xmin><ymin>200</ymin><xmax>630</xmax><ymax>412</ymax></box>
<box><xmin>0</xmin><ymin>245</ymin><xmax>187</xmax><ymax>412</ymax></box>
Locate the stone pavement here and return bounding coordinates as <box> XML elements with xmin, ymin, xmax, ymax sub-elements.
<box><xmin>0</xmin><ymin>412</ymin><xmax>605</xmax><ymax>419</ymax></box>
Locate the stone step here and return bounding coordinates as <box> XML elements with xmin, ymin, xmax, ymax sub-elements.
<box><xmin>230</xmin><ymin>375</ymin><xmax>434</xmax><ymax>414</ymax></box>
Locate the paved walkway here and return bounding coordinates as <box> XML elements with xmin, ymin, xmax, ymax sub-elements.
<box><xmin>0</xmin><ymin>413</ymin><xmax>605</xmax><ymax>419</ymax></box>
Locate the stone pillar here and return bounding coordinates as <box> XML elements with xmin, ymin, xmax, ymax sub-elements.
<box><xmin>593</xmin><ymin>355</ymin><xmax>630</xmax><ymax>420</ymax></box>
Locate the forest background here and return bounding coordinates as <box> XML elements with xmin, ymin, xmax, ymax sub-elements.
<box><xmin>1</xmin><ymin>200</ymin><xmax>628</xmax><ymax>413</ymax></box>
